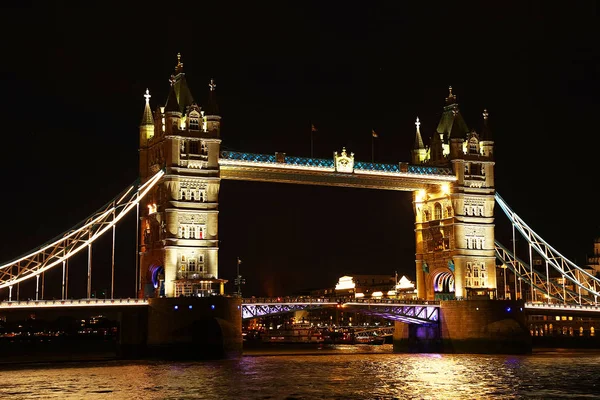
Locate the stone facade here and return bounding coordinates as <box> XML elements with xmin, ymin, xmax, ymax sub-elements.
<box><xmin>412</xmin><ymin>88</ymin><xmax>497</xmax><ymax>300</ymax></box>
<box><xmin>138</xmin><ymin>55</ymin><xmax>224</xmax><ymax>298</ymax></box>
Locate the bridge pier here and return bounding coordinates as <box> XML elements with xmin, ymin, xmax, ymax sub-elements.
<box><xmin>117</xmin><ymin>308</ymin><xmax>148</xmax><ymax>359</ymax></box>
<box><xmin>393</xmin><ymin>300</ymin><xmax>531</xmax><ymax>354</ymax></box>
<box><xmin>145</xmin><ymin>296</ymin><xmax>242</xmax><ymax>359</ymax></box>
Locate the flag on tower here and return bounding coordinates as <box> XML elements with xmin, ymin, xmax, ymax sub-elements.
<box><xmin>372</xmin><ymin>129</ymin><xmax>378</xmax><ymax>138</ymax></box>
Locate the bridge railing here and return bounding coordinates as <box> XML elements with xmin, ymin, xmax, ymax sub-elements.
<box><xmin>346</xmin><ymin>298</ymin><xmax>440</xmax><ymax>306</ymax></box>
<box><xmin>0</xmin><ymin>298</ymin><xmax>149</xmax><ymax>308</ymax></box>
<box><xmin>242</xmin><ymin>297</ymin><xmax>440</xmax><ymax>306</ymax></box>
<box><xmin>242</xmin><ymin>297</ymin><xmax>337</xmax><ymax>304</ymax></box>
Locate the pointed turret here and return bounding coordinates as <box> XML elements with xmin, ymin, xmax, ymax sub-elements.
<box><xmin>411</xmin><ymin>117</ymin><xmax>427</xmax><ymax>164</ymax></box>
<box><xmin>165</xmin><ymin>82</ymin><xmax>180</xmax><ymax>113</ymax></box>
<box><xmin>206</xmin><ymin>78</ymin><xmax>219</xmax><ymax>115</ymax></box>
<box><xmin>480</xmin><ymin>109</ymin><xmax>493</xmax><ymax>141</ymax></box>
<box><xmin>165</xmin><ymin>53</ymin><xmax>195</xmax><ymax>114</ymax></box>
<box><xmin>141</xmin><ymin>89</ymin><xmax>154</xmax><ymax>127</ymax></box>
<box><xmin>205</xmin><ymin>78</ymin><xmax>221</xmax><ymax>136</ymax></box>
<box><xmin>480</xmin><ymin>109</ymin><xmax>494</xmax><ymax>158</ymax></box>
<box><xmin>436</xmin><ymin>86</ymin><xmax>469</xmax><ymax>141</ymax></box>
<box><xmin>140</xmin><ymin>89</ymin><xmax>155</xmax><ymax>145</ymax></box>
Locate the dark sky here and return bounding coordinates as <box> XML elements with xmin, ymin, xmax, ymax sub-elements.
<box><xmin>0</xmin><ymin>2</ymin><xmax>598</xmax><ymax>298</ymax></box>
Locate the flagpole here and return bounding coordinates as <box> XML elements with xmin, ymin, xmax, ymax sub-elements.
<box><xmin>371</xmin><ymin>133</ymin><xmax>374</xmax><ymax>163</ymax></box>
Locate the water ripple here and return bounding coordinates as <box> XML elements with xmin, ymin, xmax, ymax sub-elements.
<box><xmin>0</xmin><ymin>347</ymin><xmax>599</xmax><ymax>399</ymax></box>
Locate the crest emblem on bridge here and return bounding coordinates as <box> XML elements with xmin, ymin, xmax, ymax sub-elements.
<box><xmin>334</xmin><ymin>147</ymin><xmax>354</xmax><ymax>173</ymax></box>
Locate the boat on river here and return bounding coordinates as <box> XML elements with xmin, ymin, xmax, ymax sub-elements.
<box><xmin>262</xmin><ymin>323</ymin><xmax>325</xmax><ymax>344</ymax></box>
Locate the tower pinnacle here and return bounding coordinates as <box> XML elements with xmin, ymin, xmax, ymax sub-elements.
<box><xmin>481</xmin><ymin>108</ymin><xmax>493</xmax><ymax>141</ymax></box>
<box><xmin>175</xmin><ymin>52</ymin><xmax>184</xmax><ymax>73</ymax></box>
<box><xmin>446</xmin><ymin>85</ymin><xmax>457</xmax><ymax>105</ymax></box>
<box><xmin>413</xmin><ymin>116</ymin><xmax>425</xmax><ymax>150</ymax></box>
<box><xmin>209</xmin><ymin>78</ymin><xmax>216</xmax><ymax>91</ymax></box>
<box><xmin>140</xmin><ymin>89</ymin><xmax>154</xmax><ymax>126</ymax></box>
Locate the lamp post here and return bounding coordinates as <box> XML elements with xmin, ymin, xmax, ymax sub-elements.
<box><xmin>234</xmin><ymin>257</ymin><xmax>245</xmax><ymax>298</ymax></box>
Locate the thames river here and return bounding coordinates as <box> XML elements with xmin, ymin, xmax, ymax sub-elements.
<box><xmin>0</xmin><ymin>345</ymin><xmax>598</xmax><ymax>399</ymax></box>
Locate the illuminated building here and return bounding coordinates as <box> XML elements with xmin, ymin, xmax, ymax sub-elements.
<box><xmin>138</xmin><ymin>54</ymin><xmax>225</xmax><ymax>298</ymax></box>
<box><xmin>412</xmin><ymin>88</ymin><xmax>497</xmax><ymax>300</ymax></box>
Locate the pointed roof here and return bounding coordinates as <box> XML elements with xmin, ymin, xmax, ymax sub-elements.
<box><xmin>164</xmin><ymin>82</ymin><xmax>180</xmax><ymax>113</ymax></box>
<box><xmin>413</xmin><ymin>117</ymin><xmax>425</xmax><ymax>149</ymax></box>
<box><xmin>140</xmin><ymin>89</ymin><xmax>154</xmax><ymax>126</ymax></box>
<box><xmin>164</xmin><ymin>53</ymin><xmax>194</xmax><ymax>114</ymax></box>
<box><xmin>205</xmin><ymin>78</ymin><xmax>219</xmax><ymax>115</ymax></box>
<box><xmin>436</xmin><ymin>86</ymin><xmax>469</xmax><ymax>139</ymax></box>
<box><xmin>480</xmin><ymin>109</ymin><xmax>493</xmax><ymax>141</ymax></box>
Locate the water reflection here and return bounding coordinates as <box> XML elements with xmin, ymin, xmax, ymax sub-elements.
<box><xmin>0</xmin><ymin>346</ymin><xmax>599</xmax><ymax>399</ymax></box>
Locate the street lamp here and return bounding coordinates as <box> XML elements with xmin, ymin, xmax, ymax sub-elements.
<box><xmin>234</xmin><ymin>257</ymin><xmax>246</xmax><ymax>297</ymax></box>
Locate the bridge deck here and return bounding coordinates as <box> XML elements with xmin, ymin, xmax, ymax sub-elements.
<box><xmin>219</xmin><ymin>151</ymin><xmax>456</xmax><ymax>191</ymax></box>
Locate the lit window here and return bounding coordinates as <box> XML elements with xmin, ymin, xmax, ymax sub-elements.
<box><xmin>434</xmin><ymin>203</ymin><xmax>442</xmax><ymax>220</ymax></box>
<box><xmin>201</xmin><ymin>142</ymin><xmax>208</xmax><ymax>155</ymax></box>
<box><xmin>189</xmin><ymin>118</ymin><xmax>199</xmax><ymax>130</ymax></box>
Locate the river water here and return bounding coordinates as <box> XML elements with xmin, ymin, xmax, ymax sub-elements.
<box><xmin>0</xmin><ymin>345</ymin><xmax>598</xmax><ymax>399</ymax></box>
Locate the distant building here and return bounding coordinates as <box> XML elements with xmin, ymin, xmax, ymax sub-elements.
<box><xmin>586</xmin><ymin>237</ymin><xmax>600</xmax><ymax>277</ymax></box>
<box><xmin>332</xmin><ymin>274</ymin><xmax>417</xmax><ymax>300</ymax></box>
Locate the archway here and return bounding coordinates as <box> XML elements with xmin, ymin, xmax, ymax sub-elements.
<box><xmin>432</xmin><ymin>270</ymin><xmax>455</xmax><ymax>300</ymax></box>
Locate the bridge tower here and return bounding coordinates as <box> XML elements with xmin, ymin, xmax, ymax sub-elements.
<box><xmin>138</xmin><ymin>54</ymin><xmax>225</xmax><ymax>298</ymax></box>
<box><xmin>413</xmin><ymin>87</ymin><xmax>496</xmax><ymax>301</ymax></box>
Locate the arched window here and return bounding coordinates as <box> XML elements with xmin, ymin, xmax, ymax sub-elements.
<box><xmin>201</xmin><ymin>142</ymin><xmax>208</xmax><ymax>155</ymax></box>
<box><xmin>423</xmin><ymin>210</ymin><xmax>430</xmax><ymax>222</ymax></box>
<box><xmin>445</xmin><ymin>206</ymin><xmax>452</xmax><ymax>218</ymax></box>
<box><xmin>434</xmin><ymin>203</ymin><xmax>442</xmax><ymax>220</ymax></box>
<box><xmin>189</xmin><ymin>226</ymin><xmax>196</xmax><ymax>239</ymax></box>
<box><xmin>188</xmin><ymin>110</ymin><xmax>201</xmax><ymax>130</ymax></box>
<box><xmin>181</xmin><ymin>189</ymin><xmax>187</xmax><ymax>201</ymax></box>
<box><xmin>468</xmin><ymin>137</ymin><xmax>479</xmax><ymax>154</ymax></box>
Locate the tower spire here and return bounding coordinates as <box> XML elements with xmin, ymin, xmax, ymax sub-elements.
<box><xmin>445</xmin><ymin>85</ymin><xmax>457</xmax><ymax>105</ymax></box>
<box><xmin>480</xmin><ymin>108</ymin><xmax>493</xmax><ymax>141</ymax></box>
<box><xmin>140</xmin><ymin>89</ymin><xmax>154</xmax><ymax>126</ymax></box>
<box><xmin>413</xmin><ymin>117</ymin><xmax>425</xmax><ymax>149</ymax></box>
<box><xmin>175</xmin><ymin>52</ymin><xmax>184</xmax><ymax>74</ymax></box>
<box><xmin>206</xmin><ymin>78</ymin><xmax>219</xmax><ymax>115</ymax></box>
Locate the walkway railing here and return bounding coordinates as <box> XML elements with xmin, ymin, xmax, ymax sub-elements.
<box><xmin>0</xmin><ymin>298</ymin><xmax>148</xmax><ymax>309</ymax></box>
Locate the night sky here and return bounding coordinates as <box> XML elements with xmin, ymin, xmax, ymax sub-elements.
<box><xmin>0</xmin><ymin>2</ymin><xmax>598</xmax><ymax>298</ymax></box>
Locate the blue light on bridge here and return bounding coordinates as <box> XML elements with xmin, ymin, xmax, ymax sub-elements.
<box><xmin>219</xmin><ymin>151</ymin><xmax>453</xmax><ymax>175</ymax></box>
<box><xmin>211</xmin><ymin>304</ymin><xmax>215</xmax><ymax>310</ymax></box>
<box><xmin>506</xmin><ymin>307</ymin><xmax>512</xmax><ymax>312</ymax></box>
<box><xmin>189</xmin><ymin>305</ymin><xmax>193</xmax><ymax>310</ymax></box>
<box><xmin>174</xmin><ymin>305</ymin><xmax>179</xmax><ymax>310</ymax></box>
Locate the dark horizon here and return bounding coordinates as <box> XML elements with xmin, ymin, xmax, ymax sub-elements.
<box><xmin>0</xmin><ymin>2</ymin><xmax>598</xmax><ymax>298</ymax></box>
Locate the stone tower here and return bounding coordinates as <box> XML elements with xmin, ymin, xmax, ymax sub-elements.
<box><xmin>413</xmin><ymin>87</ymin><xmax>497</xmax><ymax>301</ymax></box>
<box><xmin>138</xmin><ymin>54</ymin><xmax>225</xmax><ymax>298</ymax></box>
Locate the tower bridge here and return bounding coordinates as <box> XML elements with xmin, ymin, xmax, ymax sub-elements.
<box><xmin>2</xmin><ymin>54</ymin><xmax>600</xmax><ymax>357</ymax></box>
